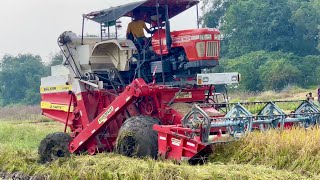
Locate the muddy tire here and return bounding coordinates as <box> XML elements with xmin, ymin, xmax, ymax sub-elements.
<box><xmin>38</xmin><ymin>132</ymin><xmax>72</xmax><ymax>163</ymax></box>
<box><xmin>115</xmin><ymin>116</ymin><xmax>160</xmax><ymax>158</ymax></box>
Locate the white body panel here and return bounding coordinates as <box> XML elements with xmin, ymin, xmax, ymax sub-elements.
<box><xmin>90</xmin><ymin>40</ymin><xmax>136</xmax><ymax>72</ymax></box>
<box><xmin>41</xmin><ymin>75</ymin><xmax>70</xmax><ymax>87</ymax></box>
<box><xmin>61</xmin><ymin>32</ymin><xmax>136</xmax><ymax>77</ymax></box>
<box><xmin>197</xmin><ymin>73</ymin><xmax>240</xmax><ymax>85</ymax></box>
<box><xmin>51</xmin><ymin>65</ymin><xmax>70</xmax><ymax>76</ymax></box>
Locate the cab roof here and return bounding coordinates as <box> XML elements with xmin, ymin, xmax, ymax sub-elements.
<box><xmin>84</xmin><ymin>0</ymin><xmax>199</xmax><ymax>25</ymax></box>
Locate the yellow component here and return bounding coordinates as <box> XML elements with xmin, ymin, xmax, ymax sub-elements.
<box><xmin>41</xmin><ymin>101</ymin><xmax>74</xmax><ymax>112</ymax></box>
<box><xmin>40</xmin><ymin>85</ymin><xmax>72</xmax><ymax>93</ymax></box>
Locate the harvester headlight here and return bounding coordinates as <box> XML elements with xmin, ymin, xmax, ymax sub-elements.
<box><xmin>199</xmin><ymin>34</ymin><xmax>212</xmax><ymax>40</ymax></box>
<box><xmin>214</xmin><ymin>34</ymin><xmax>221</xmax><ymax>40</ymax></box>
<box><xmin>196</xmin><ymin>42</ymin><xmax>205</xmax><ymax>57</ymax></box>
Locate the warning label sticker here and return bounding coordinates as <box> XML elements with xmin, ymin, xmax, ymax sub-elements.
<box><xmin>40</xmin><ymin>85</ymin><xmax>72</xmax><ymax>93</ymax></box>
<box><xmin>159</xmin><ymin>136</ymin><xmax>166</xmax><ymax>141</ymax></box>
<box><xmin>41</xmin><ymin>101</ymin><xmax>74</xmax><ymax>112</ymax></box>
<box><xmin>187</xmin><ymin>142</ymin><xmax>195</xmax><ymax>147</ymax></box>
<box><xmin>171</xmin><ymin>138</ymin><xmax>181</xmax><ymax>146</ymax></box>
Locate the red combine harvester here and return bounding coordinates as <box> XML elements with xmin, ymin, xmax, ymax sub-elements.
<box><xmin>39</xmin><ymin>0</ymin><xmax>320</xmax><ymax>163</ymax></box>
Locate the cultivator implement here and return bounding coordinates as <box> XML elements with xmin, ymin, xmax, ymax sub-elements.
<box><xmin>154</xmin><ymin>100</ymin><xmax>320</xmax><ymax>163</ymax></box>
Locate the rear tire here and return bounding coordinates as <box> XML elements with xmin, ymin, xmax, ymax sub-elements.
<box><xmin>38</xmin><ymin>132</ymin><xmax>71</xmax><ymax>163</ymax></box>
<box><xmin>115</xmin><ymin>116</ymin><xmax>160</xmax><ymax>158</ymax></box>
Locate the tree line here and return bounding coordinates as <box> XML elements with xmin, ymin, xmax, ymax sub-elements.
<box><xmin>0</xmin><ymin>53</ymin><xmax>63</xmax><ymax>106</ymax></box>
<box><xmin>202</xmin><ymin>0</ymin><xmax>320</xmax><ymax>91</ymax></box>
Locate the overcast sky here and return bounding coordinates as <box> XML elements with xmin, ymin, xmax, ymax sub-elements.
<box><xmin>0</xmin><ymin>0</ymin><xmax>199</xmax><ymax>62</ymax></box>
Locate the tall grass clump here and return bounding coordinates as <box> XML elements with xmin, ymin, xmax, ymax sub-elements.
<box><xmin>211</xmin><ymin>127</ymin><xmax>320</xmax><ymax>176</ymax></box>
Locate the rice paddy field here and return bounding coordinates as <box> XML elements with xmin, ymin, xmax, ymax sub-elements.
<box><xmin>1</xmin><ymin>87</ymin><xmax>320</xmax><ymax>179</ymax></box>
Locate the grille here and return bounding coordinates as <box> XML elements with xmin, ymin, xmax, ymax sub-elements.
<box><xmin>206</xmin><ymin>41</ymin><xmax>219</xmax><ymax>57</ymax></box>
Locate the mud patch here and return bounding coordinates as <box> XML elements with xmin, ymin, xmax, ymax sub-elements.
<box><xmin>0</xmin><ymin>171</ymin><xmax>46</xmax><ymax>180</ymax></box>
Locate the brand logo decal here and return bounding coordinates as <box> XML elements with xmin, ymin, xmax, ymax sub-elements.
<box><xmin>98</xmin><ymin>106</ymin><xmax>114</xmax><ymax>124</ymax></box>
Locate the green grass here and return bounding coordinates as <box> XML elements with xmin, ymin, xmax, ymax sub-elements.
<box><xmin>0</xmin><ymin>120</ymin><xmax>61</xmax><ymax>150</ymax></box>
<box><xmin>0</xmin><ymin>118</ymin><xmax>319</xmax><ymax>179</ymax></box>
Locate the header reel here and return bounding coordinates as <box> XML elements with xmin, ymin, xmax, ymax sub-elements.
<box><xmin>181</xmin><ymin>100</ymin><xmax>320</xmax><ymax>145</ymax></box>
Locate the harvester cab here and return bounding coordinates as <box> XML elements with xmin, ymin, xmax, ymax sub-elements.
<box><xmin>57</xmin><ymin>0</ymin><xmax>220</xmax><ymax>87</ymax></box>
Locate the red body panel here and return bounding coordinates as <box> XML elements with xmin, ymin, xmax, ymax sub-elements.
<box><xmin>41</xmin><ymin>92</ymin><xmax>75</xmax><ymax>127</ymax></box>
<box><xmin>154</xmin><ymin>125</ymin><xmax>208</xmax><ymax>161</ymax></box>
<box><xmin>152</xmin><ymin>28</ymin><xmax>220</xmax><ymax>61</ymax></box>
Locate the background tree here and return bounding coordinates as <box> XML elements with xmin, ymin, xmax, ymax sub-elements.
<box><xmin>201</xmin><ymin>0</ymin><xmax>231</xmax><ymax>28</ymax></box>
<box><xmin>48</xmin><ymin>52</ymin><xmax>63</xmax><ymax>66</ymax></box>
<box><xmin>218</xmin><ymin>51</ymin><xmax>268</xmax><ymax>91</ymax></box>
<box><xmin>0</xmin><ymin>54</ymin><xmax>48</xmax><ymax>105</ymax></box>
<box><xmin>259</xmin><ymin>59</ymin><xmax>301</xmax><ymax>91</ymax></box>
<box><xmin>221</xmin><ymin>0</ymin><xmax>296</xmax><ymax>57</ymax></box>
<box><xmin>201</xmin><ymin>0</ymin><xmax>320</xmax><ymax>92</ymax></box>
<box><xmin>202</xmin><ymin>0</ymin><xmax>320</xmax><ymax>57</ymax></box>
<box><xmin>289</xmin><ymin>0</ymin><xmax>320</xmax><ymax>55</ymax></box>
<box><xmin>214</xmin><ymin>51</ymin><xmax>319</xmax><ymax>91</ymax></box>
